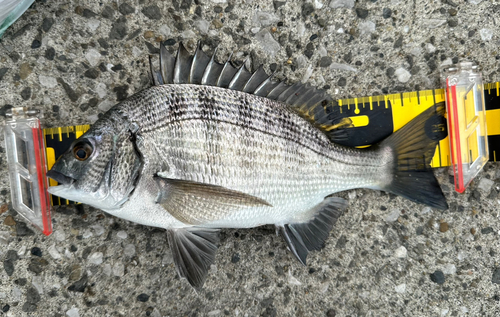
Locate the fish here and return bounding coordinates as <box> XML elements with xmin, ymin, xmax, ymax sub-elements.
<box><xmin>47</xmin><ymin>42</ymin><xmax>448</xmax><ymax>288</ymax></box>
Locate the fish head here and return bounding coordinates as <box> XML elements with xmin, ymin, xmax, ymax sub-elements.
<box><xmin>47</xmin><ymin>126</ymin><xmax>142</xmax><ymax>210</ymax></box>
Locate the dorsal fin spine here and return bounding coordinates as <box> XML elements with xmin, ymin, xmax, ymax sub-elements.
<box><xmin>173</xmin><ymin>43</ymin><xmax>183</xmax><ymax>84</ymax></box>
<box><xmin>189</xmin><ymin>41</ymin><xmax>200</xmax><ymax>83</ymax></box>
<box><xmin>243</xmin><ymin>66</ymin><xmax>267</xmax><ymax>93</ymax></box>
<box><xmin>190</xmin><ymin>42</ymin><xmax>211</xmax><ymax>85</ymax></box>
<box><xmin>227</xmin><ymin>58</ymin><xmax>249</xmax><ymax>90</ymax></box>
<box><xmin>266</xmin><ymin>81</ymin><xmax>287</xmax><ymax>99</ymax></box>
<box><xmin>253</xmin><ymin>71</ymin><xmax>276</xmax><ymax>96</ymax></box>
<box><xmin>278</xmin><ymin>82</ymin><xmax>301</xmax><ymax>102</ymax></box>
<box><xmin>174</xmin><ymin>43</ymin><xmax>193</xmax><ymax>84</ymax></box>
<box><xmin>159</xmin><ymin>43</ymin><xmax>174</xmax><ymax>84</ymax></box>
<box><xmin>201</xmin><ymin>47</ymin><xmax>219</xmax><ymax>85</ymax></box>
<box><xmin>216</xmin><ymin>52</ymin><xmax>234</xmax><ymax>87</ymax></box>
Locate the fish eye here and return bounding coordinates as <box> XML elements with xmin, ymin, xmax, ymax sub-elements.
<box><xmin>72</xmin><ymin>141</ymin><xmax>93</xmax><ymax>161</ymax></box>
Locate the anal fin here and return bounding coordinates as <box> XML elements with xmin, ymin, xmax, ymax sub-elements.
<box><xmin>167</xmin><ymin>227</ymin><xmax>220</xmax><ymax>288</ymax></box>
<box><xmin>278</xmin><ymin>197</ymin><xmax>347</xmax><ymax>265</ymax></box>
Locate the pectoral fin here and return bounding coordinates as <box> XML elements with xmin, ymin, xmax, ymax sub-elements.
<box><xmin>155</xmin><ymin>176</ymin><xmax>271</xmax><ymax>225</ymax></box>
<box><xmin>167</xmin><ymin>227</ymin><xmax>219</xmax><ymax>288</ymax></box>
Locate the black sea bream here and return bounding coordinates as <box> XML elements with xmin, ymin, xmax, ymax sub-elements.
<box><xmin>47</xmin><ymin>43</ymin><xmax>448</xmax><ymax>287</ymax></box>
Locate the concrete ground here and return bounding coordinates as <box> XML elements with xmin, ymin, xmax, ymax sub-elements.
<box><xmin>1</xmin><ymin>0</ymin><xmax>500</xmax><ymax>316</ymax></box>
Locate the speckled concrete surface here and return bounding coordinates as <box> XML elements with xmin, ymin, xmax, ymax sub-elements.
<box><xmin>1</xmin><ymin>0</ymin><xmax>500</xmax><ymax>316</ymax></box>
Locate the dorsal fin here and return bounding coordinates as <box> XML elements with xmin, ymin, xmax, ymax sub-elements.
<box><xmin>150</xmin><ymin>42</ymin><xmax>349</xmax><ymax>143</ymax></box>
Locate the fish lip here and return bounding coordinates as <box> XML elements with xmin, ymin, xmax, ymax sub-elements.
<box><xmin>47</xmin><ymin>170</ymin><xmax>75</xmax><ymax>185</ymax></box>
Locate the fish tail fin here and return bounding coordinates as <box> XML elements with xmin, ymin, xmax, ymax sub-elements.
<box><xmin>377</xmin><ymin>102</ymin><xmax>448</xmax><ymax>210</ymax></box>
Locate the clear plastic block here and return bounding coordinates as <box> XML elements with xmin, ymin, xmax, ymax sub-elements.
<box><xmin>442</xmin><ymin>62</ymin><xmax>489</xmax><ymax>193</ymax></box>
<box><xmin>3</xmin><ymin>108</ymin><xmax>52</xmax><ymax>235</ymax></box>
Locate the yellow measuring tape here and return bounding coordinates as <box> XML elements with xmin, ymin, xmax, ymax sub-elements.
<box><xmin>338</xmin><ymin>87</ymin><xmax>450</xmax><ymax>167</ymax></box>
<box><xmin>44</xmin><ymin>83</ymin><xmax>500</xmax><ymax>205</ymax></box>
<box><xmin>335</xmin><ymin>83</ymin><xmax>499</xmax><ymax>167</ymax></box>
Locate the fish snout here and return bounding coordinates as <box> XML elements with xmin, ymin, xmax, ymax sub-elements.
<box><xmin>47</xmin><ymin>170</ymin><xmax>75</xmax><ymax>185</ymax></box>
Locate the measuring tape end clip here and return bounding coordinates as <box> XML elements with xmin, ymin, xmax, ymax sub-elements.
<box><xmin>442</xmin><ymin>62</ymin><xmax>489</xmax><ymax>193</ymax></box>
<box><xmin>3</xmin><ymin>107</ymin><xmax>52</xmax><ymax>236</ymax></box>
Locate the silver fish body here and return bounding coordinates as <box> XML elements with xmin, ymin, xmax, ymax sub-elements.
<box><xmin>47</xmin><ymin>43</ymin><xmax>447</xmax><ymax>287</ymax></box>
<box><xmin>99</xmin><ymin>84</ymin><xmax>386</xmax><ymax>229</ymax></box>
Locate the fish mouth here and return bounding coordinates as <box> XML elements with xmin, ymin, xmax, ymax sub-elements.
<box><xmin>47</xmin><ymin>170</ymin><xmax>75</xmax><ymax>186</ymax></box>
